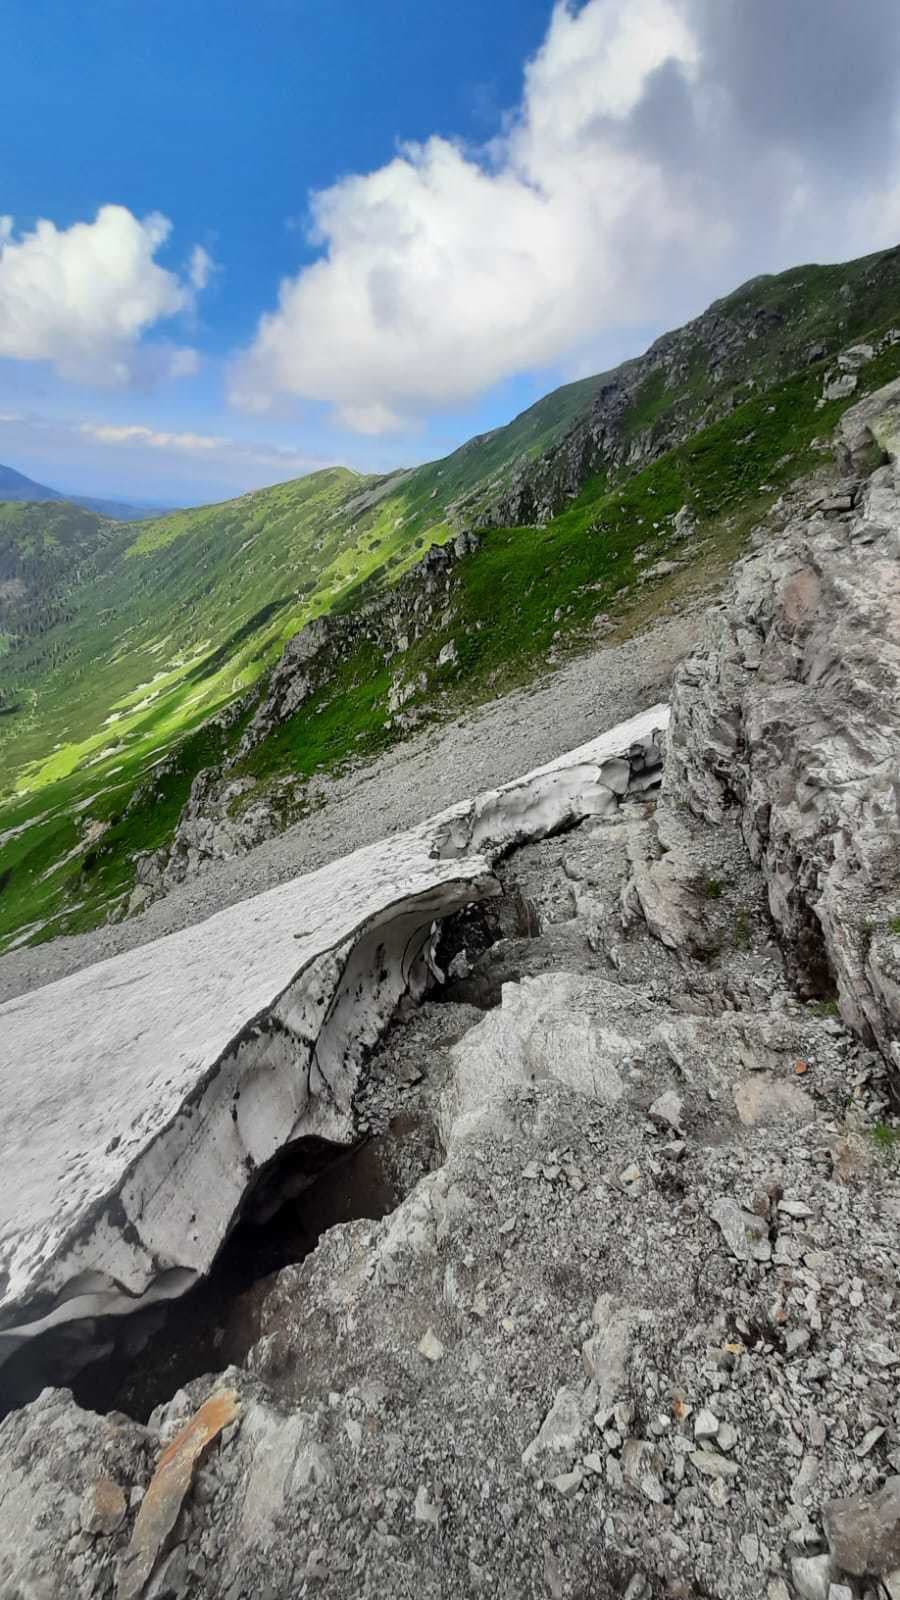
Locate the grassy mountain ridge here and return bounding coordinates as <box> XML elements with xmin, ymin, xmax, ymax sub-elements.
<box><xmin>0</xmin><ymin>370</ymin><xmax>614</xmax><ymax>796</ymax></box>
<box><xmin>0</xmin><ymin>500</ymin><xmax>134</xmax><ymax>657</ymax></box>
<box><xmin>1</xmin><ymin>243</ymin><xmax>899</xmax><ymax>952</ymax></box>
<box><xmin>488</xmin><ymin>244</ymin><xmax>900</xmax><ymax>528</ymax></box>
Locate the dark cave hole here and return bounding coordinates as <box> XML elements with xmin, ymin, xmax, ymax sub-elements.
<box><xmin>0</xmin><ymin>1114</ymin><xmax>432</xmax><ymax>1425</ymax></box>
<box><xmin>430</xmin><ymin>882</ymin><xmax>540</xmax><ymax>1010</ymax></box>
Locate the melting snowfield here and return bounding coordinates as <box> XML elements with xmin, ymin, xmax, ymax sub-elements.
<box><xmin>0</xmin><ymin>709</ymin><xmax>666</xmax><ymax>1388</ymax></box>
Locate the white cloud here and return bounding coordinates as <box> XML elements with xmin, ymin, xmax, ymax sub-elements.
<box><xmin>80</xmin><ymin>423</ymin><xmax>223</xmax><ymax>453</ymax></box>
<box><xmin>0</xmin><ymin>408</ymin><xmax>340</xmax><ymax>503</ymax></box>
<box><xmin>167</xmin><ymin>347</ymin><xmax>201</xmax><ymax>379</ymax></box>
<box><xmin>231</xmin><ymin>0</ymin><xmax>900</xmax><ymax>433</ymax></box>
<box><xmin>74</xmin><ymin>417</ymin><xmax>322</xmax><ymax>472</ymax></box>
<box><xmin>188</xmin><ymin>244</ymin><xmax>215</xmax><ymax>291</ymax></box>
<box><xmin>337</xmin><ymin>402</ymin><xmax>407</xmax><ymax>436</ymax></box>
<box><xmin>228</xmin><ymin>0</ymin><xmax>699</xmax><ymax>429</ymax></box>
<box><xmin>0</xmin><ymin>205</ymin><xmax>206</xmax><ymax>384</ymax></box>
<box><xmin>228</xmin><ymin>0</ymin><xmax>705</xmax><ymax>429</ymax></box>
<box><xmin>520</xmin><ymin>0</ymin><xmax>696</xmax><ymax>132</ymax></box>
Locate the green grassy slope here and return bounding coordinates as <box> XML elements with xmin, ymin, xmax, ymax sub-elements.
<box><xmin>1</xmin><ymin>244</ymin><xmax>899</xmax><ymax>951</ymax></box>
<box><xmin>231</xmin><ymin>335</ymin><xmax>900</xmax><ymax>794</ymax></box>
<box><xmin>0</xmin><ymin>374</ymin><xmax>607</xmax><ymax>948</ymax></box>
<box><xmin>0</xmin><ymin>366</ymin><xmax>607</xmax><ymax>799</ymax></box>
<box><xmin>0</xmin><ymin>500</ymin><xmax>133</xmax><ymax>660</ymax></box>
<box><xmin>613</xmin><ymin>247</ymin><xmax>900</xmax><ymax>453</ymax></box>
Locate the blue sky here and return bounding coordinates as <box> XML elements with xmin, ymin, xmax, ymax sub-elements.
<box><xmin>3</xmin><ymin>0</ymin><xmax>900</xmax><ymax>505</ymax></box>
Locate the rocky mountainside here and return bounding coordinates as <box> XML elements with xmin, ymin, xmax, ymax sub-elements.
<box><xmin>0</xmin><ymin>383</ymin><xmax>898</xmax><ymax>1600</ymax></box>
<box><xmin>481</xmin><ymin>248</ymin><xmax>900</xmax><ymax>529</ymax></box>
<box><xmin>3</xmin><ymin>244</ymin><xmax>900</xmax><ymax>957</ymax></box>
<box><xmin>128</xmin><ymin>530</ymin><xmax>483</xmax><ymax>904</ymax></box>
<box><xmin>129</xmin><ymin>329</ymin><xmax>900</xmax><ymax>915</ymax></box>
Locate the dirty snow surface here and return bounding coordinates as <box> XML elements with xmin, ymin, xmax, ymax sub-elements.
<box><xmin>0</xmin><ymin>710</ymin><xmax>665</xmax><ymax>1370</ymax></box>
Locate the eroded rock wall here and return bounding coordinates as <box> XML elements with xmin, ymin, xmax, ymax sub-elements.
<box><xmin>667</xmin><ymin>381</ymin><xmax>900</xmax><ymax>1074</ymax></box>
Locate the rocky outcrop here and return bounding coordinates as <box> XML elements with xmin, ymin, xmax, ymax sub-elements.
<box><xmin>481</xmin><ymin>255</ymin><xmax>900</xmax><ymax>532</ymax></box>
<box><xmin>665</xmin><ymin>380</ymin><xmax>900</xmax><ymax>1075</ymax></box>
<box><xmin>131</xmin><ymin>531</ymin><xmax>482</xmax><ymax>904</ymax></box>
<box><xmin>240</xmin><ymin>530</ymin><xmax>480</xmax><ymax>763</ymax></box>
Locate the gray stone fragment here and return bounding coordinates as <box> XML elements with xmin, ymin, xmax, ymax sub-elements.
<box><xmin>690</xmin><ymin>1450</ymin><xmax>738</xmax><ymax>1479</ymax></box>
<box><xmin>417</xmin><ymin>1328</ymin><xmax>445</xmax><ymax>1362</ymax></box>
<box><xmin>640</xmin><ymin>1472</ymin><xmax>665</xmax><ymax>1505</ymax></box>
<box><xmin>293</xmin><ymin>1444</ymin><xmax>335</xmax><ymax>1497</ymax></box>
<box><xmin>824</xmin><ymin>372</ymin><xmax>858</xmax><ymax>401</ymax></box>
<box><xmin>79</xmin><ymin>1477</ymin><xmax>127</xmax><ymax>1537</ymax></box>
<box><xmin>824</xmin><ymin>1477</ymin><xmax>900</xmax><ymax>1576</ymax></box>
<box><xmin>145</xmin><ymin>1544</ymin><xmax>190</xmax><ymax>1600</ymax></box>
<box><xmin>581</xmin><ymin>1294</ymin><xmax>639</xmax><ymax>1408</ymax></box>
<box><xmin>693</xmin><ymin>1409</ymin><xmax>719</xmax><ymax>1440</ymax></box>
<box><xmin>740</xmin><ymin>1534</ymin><xmax>759</xmax><ymax>1566</ymax></box>
<box><xmin>522</xmin><ymin>1387</ymin><xmax>584</xmax><ymax>1466</ymax></box>
<box><xmin>710</xmin><ymin>1197</ymin><xmax>771</xmax><ymax>1262</ymax></box>
<box><xmin>792</xmin><ymin>1555</ymin><xmax>832</xmax><ymax>1600</ymax></box>
<box><xmin>413</xmin><ymin>1485</ymin><xmax>440</xmax><ymax>1527</ymax></box>
<box><xmin>649</xmin><ymin>1090</ymin><xmax>684</xmax><ymax>1131</ymax></box>
<box><xmin>867</xmin><ymin>1343</ymin><xmax>900</xmax><ymax>1369</ymax></box>
<box><xmin>551</xmin><ymin>1470</ymin><xmax>582</xmax><ymax>1498</ymax></box>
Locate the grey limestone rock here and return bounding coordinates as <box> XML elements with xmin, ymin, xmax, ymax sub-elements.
<box><xmin>667</xmin><ymin>380</ymin><xmax>900</xmax><ymax>1081</ymax></box>
<box><xmin>824</xmin><ymin>1478</ymin><xmax>900</xmax><ymax>1577</ymax></box>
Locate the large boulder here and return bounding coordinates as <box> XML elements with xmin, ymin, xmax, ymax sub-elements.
<box><xmin>824</xmin><ymin>1478</ymin><xmax>900</xmax><ymax>1577</ymax></box>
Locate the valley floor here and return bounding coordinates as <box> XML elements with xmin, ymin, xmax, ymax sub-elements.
<box><xmin>0</xmin><ymin>610</ymin><xmax>698</xmax><ymax>1005</ymax></box>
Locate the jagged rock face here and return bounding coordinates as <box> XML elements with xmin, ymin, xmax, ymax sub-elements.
<box><xmin>666</xmin><ymin>382</ymin><xmax>900</xmax><ymax>1075</ymax></box>
<box><xmin>239</xmin><ymin>531</ymin><xmax>481</xmax><ymax>764</ymax></box>
<box><xmin>482</xmin><ymin>264</ymin><xmax>900</xmax><ymax>532</ymax></box>
<box><xmin>240</xmin><ymin>613</ymin><xmax>332</xmax><ymax>740</ymax></box>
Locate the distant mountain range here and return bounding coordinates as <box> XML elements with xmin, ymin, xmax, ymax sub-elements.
<box><xmin>0</xmin><ymin>462</ymin><xmax>170</xmax><ymax>522</ymax></box>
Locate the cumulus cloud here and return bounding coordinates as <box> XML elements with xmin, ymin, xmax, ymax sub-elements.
<box><xmin>75</xmin><ymin>418</ymin><xmax>319</xmax><ymax>471</ymax></box>
<box><xmin>0</xmin><ymin>205</ymin><xmax>207</xmax><ymax>384</ymax></box>
<box><xmin>80</xmin><ymin>422</ymin><xmax>223</xmax><ymax>453</ymax></box>
<box><xmin>231</xmin><ymin>0</ymin><xmax>900</xmax><ymax>433</ymax></box>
